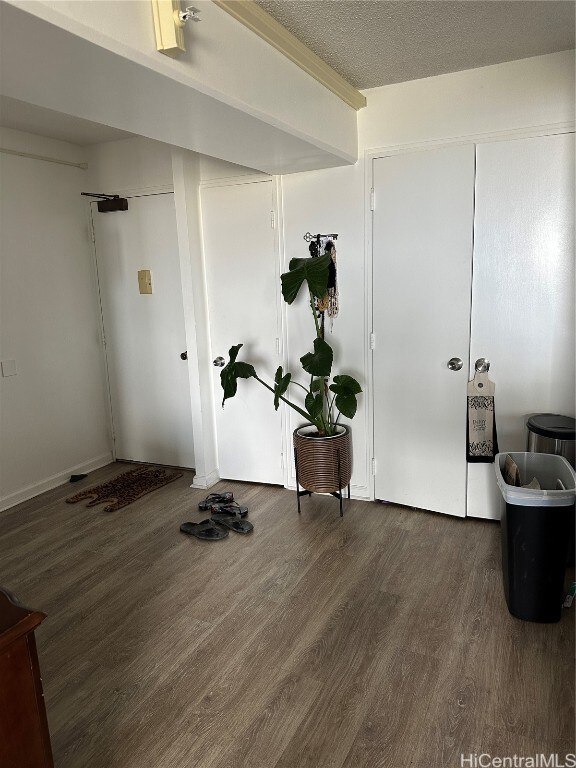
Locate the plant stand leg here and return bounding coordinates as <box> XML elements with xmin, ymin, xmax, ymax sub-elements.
<box><xmin>337</xmin><ymin>448</ymin><xmax>343</xmax><ymax>517</ymax></box>
<box><xmin>294</xmin><ymin>446</ymin><xmax>301</xmax><ymax>514</ymax></box>
<box><xmin>294</xmin><ymin>446</ymin><xmax>311</xmax><ymax>514</ymax></box>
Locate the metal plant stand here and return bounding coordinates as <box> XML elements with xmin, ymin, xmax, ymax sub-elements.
<box><xmin>294</xmin><ymin>446</ymin><xmax>350</xmax><ymax>517</ymax></box>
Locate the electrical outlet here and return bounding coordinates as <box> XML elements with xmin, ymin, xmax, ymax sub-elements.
<box><xmin>1</xmin><ymin>360</ymin><xmax>17</xmax><ymax>377</ymax></box>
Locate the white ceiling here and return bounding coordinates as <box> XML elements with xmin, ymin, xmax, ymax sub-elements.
<box><xmin>0</xmin><ymin>95</ymin><xmax>135</xmax><ymax>146</ymax></box>
<box><xmin>1</xmin><ymin>1</ymin><xmax>573</xmax><ymax>149</ymax></box>
<box><xmin>256</xmin><ymin>0</ymin><xmax>575</xmax><ymax>89</ymax></box>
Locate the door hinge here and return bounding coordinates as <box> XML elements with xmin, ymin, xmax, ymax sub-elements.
<box><xmin>371</xmin><ymin>458</ymin><xmax>377</xmax><ymax>475</ymax></box>
<box><xmin>369</xmin><ymin>332</ymin><xmax>376</xmax><ymax>350</ymax></box>
<box><xmin>270</xmin><ymin>210</ymin><xmax>276</xmax><ymax>229</ymax></box>
<box><xmin>370</xmin><ymin>188</ymin><xmax>375</xmax><ymax>211</ymax></box>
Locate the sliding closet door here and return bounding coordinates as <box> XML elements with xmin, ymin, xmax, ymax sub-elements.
<box><xmin>467</xmin><ymin>133</ymin><xmax>575</xmax><ymax>519</ymax></box>
<box><xmin>372</xmin><ymin>145</ymin><xmax>475</xmax><ymax>516</ymax></box>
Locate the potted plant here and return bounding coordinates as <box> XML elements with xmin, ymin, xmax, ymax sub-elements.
<box><xmin>219</xmin><ymin>243</ymin><xmax>362</xmax><ymax>509</ymax></box>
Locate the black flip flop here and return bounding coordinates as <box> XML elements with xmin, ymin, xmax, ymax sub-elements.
<box><xmin>198</xmin><ymin>492</ymin><xmax>234</xmax><ymax>511</ymax></box>
<box><xmin>180</xmin><ymin>519</ymin><xmax>228</xmax><ymax>540</ymax></box>
<box><xmin>209</xmin><ymin>502</ymin><xmax>249</xmax><ymax>518</ymax></box>
<box><xmin>211</xmin><ymin>514</ymin><xmax>254</xmax><ymax>535</ymax></box>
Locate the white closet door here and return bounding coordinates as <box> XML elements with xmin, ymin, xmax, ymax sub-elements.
<box><xmin>467</xmin><ymin>133</ymin><xmax>575</xmax><ymax>519</ymax></box>
<box><xmin>372</xmin><ymin>144</ymin><xmax>475</xmax><ymax>516</ymax></box>
<box><xmin>201</xmin><ymin>180</ymin><xmax>283</xmax><ymax>484</ymax></box>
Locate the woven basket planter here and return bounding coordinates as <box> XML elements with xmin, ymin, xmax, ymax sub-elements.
<box><xmin>293</xmin><ymin>425</ymin><xmax>352</xmax><ymax>494</ymax></box>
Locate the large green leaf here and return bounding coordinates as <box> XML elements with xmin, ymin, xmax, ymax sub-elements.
<box><xmin>280</xmin><ymin>253</ymin><xmax>331</xmax><ymax>304</ymax></box>
<box><xmin>329</xmin><ymin>374</ymin><xmax>363</xmax><ymax>419</ymax></box>
<box><xmin>329</xmin><ymin>375</ymin><xmax>362</xmax><ymax>395</ymax></box>
<box><xmin>273</xmin><ymin>366</ymin><xmax>291</xmax><ymax>410</ymax></box>
<box><xmin>305</xmin><ymin>392</ymin><xmax>324</xmax><ymax>420</ymax></box>
<box><xmin>300</xmin><ymin>338</ymin><xmax>333</xmax><ymax>377</ymax></box>
<box><xmin>220</xmin><ymin>344</ymin><xmax>256</xmax><ymax>407</ymax></box>
<box><xmin>310</xmin><ymin>377</ymin><xmax>324</xmax><ymax>393</ymax></box>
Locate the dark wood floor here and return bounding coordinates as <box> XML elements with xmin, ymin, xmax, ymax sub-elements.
<box><xmin>1</xmin><ymin>462</ymin><xmax>574</xmax><ymax>767</ymax></box>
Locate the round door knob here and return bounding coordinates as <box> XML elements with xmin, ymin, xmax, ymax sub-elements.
<box><xmin>213</xmin><ymin>356</ymin><xmax>225</xmax><ymax>367</ymax></box>
<box><xmin>475</xmin><ymin>357</ymin><xmax>490</xmax><ymax>373</ymax></box>
<box><xmin>180</xmin><ymin>351</ymin><xmax>188</xmax><ymax>360</ymax></box>
<box><xmin>447</xmin><ymin>357</ymin><xmax>463</xmax><ymax>371</ymax></box>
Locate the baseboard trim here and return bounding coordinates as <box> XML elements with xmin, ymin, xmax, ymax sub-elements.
<box><xmin>190</xmin><ymin>470</ymin><xmax>220</xmax><ymax>490</ymax></box>
<box><xmin>0</xmin><ymin>453</ymin><xmax>114</xmax><ymax>512</ymax></box>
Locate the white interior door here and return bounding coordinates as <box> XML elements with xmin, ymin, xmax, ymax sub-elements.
<box><xmin>467</xmin><ymin>132</ymin><xmax>575</xmax><ymax>519</ymax></box>
<box><xmin>201</xmin><ymin>179</ymin><xmax>283</xmax><ymax>484</ymax></box>
<box><xmin>92</xmin><ymin>193</ymin><xmax>195</xmax><ymax>468</ymax></box>
<box><xmin>372</xmin><ymin>144</ymin><xmax>476</xmax><ymax>516</ymax></box>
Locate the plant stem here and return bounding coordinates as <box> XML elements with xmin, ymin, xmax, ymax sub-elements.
<box><xmin>254</xmin><ymin>375</ymin><xmax>315</xmax><ymax>425</ymax></box>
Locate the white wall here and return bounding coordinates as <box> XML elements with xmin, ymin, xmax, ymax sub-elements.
<box><xmin>359</xmin><ymin>50</ymin><xmax>575</xmax><ymax>151</ymax></box>
<box><xmin>86</xmin><ymin>136</ymin><xmax>174</xmax><ymax>192</ymax></box>
<box><xmin>0</xmin><ymin>128</ymin><xmax>112</xmax><ymax>510</ymax></box>
<box><xmin>199</xmin><ymin>155</ymin><xmax>260</xmax><ymax>182</ymax></box>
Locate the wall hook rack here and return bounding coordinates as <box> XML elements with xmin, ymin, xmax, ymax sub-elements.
<box><xmin>303</xmin><ymin>232</ymin><xmax>338</xmax><ymax>243</ymax></box>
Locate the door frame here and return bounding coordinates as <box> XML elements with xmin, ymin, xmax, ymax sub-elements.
<box><xmin>364</xmin><ymin>120</ymin><xmax>575</xmax><ymax>503</ymax></box>
<box><xmin>87</xmin><ymin>185</ymin><xmax>196</xmax><ymax>467</ymax></box>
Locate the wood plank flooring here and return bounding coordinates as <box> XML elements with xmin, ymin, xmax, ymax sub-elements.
<box><xmin>1</xmin><ymin>463</ymin><xmax>574</xmax><ymax>767</ymax></box>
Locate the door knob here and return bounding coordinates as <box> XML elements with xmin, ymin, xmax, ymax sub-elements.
<box><xmin>180</xmin><ymin>351</ymin><xmax>188</xmax><ymax>360</ymax></box>
<box><xmin>475</xmin><ymin>357</ymin><xmax>490</xmax><ymax>373</ymax></box>
<box><xmin>447</xmin><ymin>357</ymin><xmax>463</xmax><ymax>371</ymax></box>
<box><xmin>213</xmin><ymin>356</ymin><xmax>225</xmax><ymax>367</ymax></box>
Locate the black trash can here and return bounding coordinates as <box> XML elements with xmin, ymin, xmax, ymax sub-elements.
<box><xmin>495</xmin><ymin>452</ymin><xmax>576</xmax><ymax>623</ymax></box>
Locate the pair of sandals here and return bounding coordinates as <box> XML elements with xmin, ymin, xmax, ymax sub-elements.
<box><xmin>180</xmin><ymin>492</ymin><xmax>253</xmax><ymax>540</ymax></box>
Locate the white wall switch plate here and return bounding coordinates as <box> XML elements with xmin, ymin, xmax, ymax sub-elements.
<box><xmin>1</xmin><ymin>360</ymin><xmax>17</xmax><ymax>377</ymax></box>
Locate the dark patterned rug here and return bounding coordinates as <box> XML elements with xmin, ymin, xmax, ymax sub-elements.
<box><xmin>65</xmin><ymin>466</ymin><xmax>183</xmax><ymax>512</ymax></box>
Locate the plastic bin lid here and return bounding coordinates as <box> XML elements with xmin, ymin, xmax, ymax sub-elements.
<box><xmin>495</xmin><ymin>452</ymin><xmax>576</xmax><ymax>507</ymax></box>
<box><xmin>526</xmin><ymin>413</ymin><xmax>575</xmax><ymax>440</ymax></box>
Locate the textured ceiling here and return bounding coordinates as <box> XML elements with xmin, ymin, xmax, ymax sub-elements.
<box><xmin>255</xmin><ymin>1</ymin><xmax>575</xmax><ymax>89</ymax></box>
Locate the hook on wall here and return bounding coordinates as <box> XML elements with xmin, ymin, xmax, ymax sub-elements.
<box><xmin>303</xmin><ymin>232</ymin><xmax>338</xmax><ymax>243</ymax></box>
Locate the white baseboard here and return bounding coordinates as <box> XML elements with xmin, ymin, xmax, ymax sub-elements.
<box><xmin>0</xmin><ymin>452</ymin><xmax>114</xmax><ymax>512</ymax></box>
<box><xmin>190</xmin><ymin>469</ymin><xmax>220</xmax><ymax>490</ymax></box>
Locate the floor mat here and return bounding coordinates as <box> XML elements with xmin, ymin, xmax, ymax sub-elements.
<box><xmin>65</xmin><ymin>466</ymin><xmax>183</xmax><ymax>512</ymax></box>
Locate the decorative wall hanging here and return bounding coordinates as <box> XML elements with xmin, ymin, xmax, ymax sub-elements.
<box><xmin>304</xmin><ymin>232</ymin><xmax>339</xmax><ymax>335</ymax></box>
<box><xmin>467</xmin><ymin>358</ymin><xmax>499</xmax><ymax>462</ymax></box>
